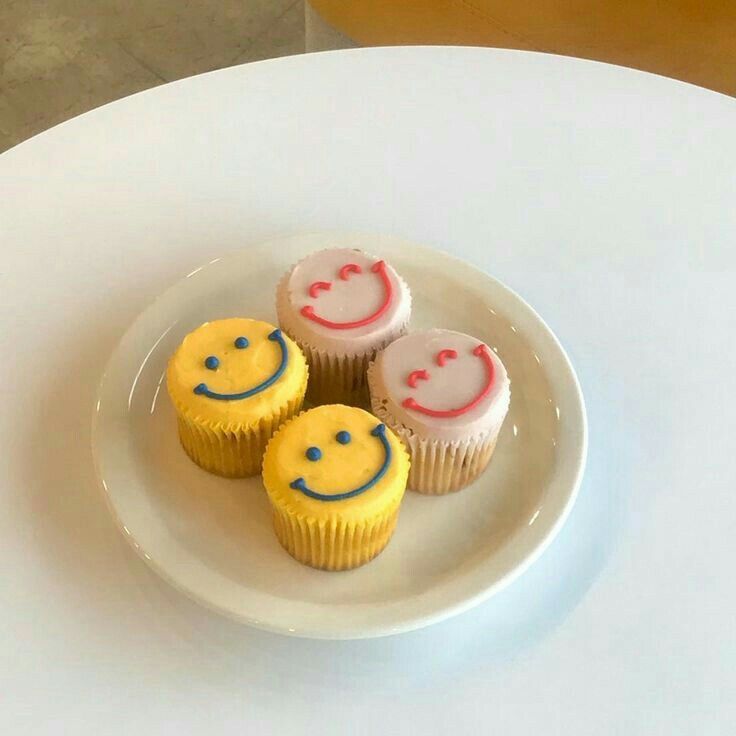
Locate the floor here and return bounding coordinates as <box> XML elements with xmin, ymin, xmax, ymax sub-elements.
<box><xmin>0</xmin><ymin>0</ymin><xmax>304</xmax><ymax>152</ymax></box>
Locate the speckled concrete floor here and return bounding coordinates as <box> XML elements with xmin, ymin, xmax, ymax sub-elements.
<box><xmin>0</xmin><ymin>0</ymin><xmax>304</xmax><ymax>152</ymax></box>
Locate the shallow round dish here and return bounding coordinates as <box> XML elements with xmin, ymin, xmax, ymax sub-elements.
<box><xmin>92</xmin><ymin>232</ymin><xmax>587</xmax><ymax>639</ymax></box>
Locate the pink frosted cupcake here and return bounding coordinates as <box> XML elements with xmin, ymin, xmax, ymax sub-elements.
<box><xmin>367</xmin><ymin>329</ymin><xmax>511</xmax><ymax>494</ymax></box>
<box><xmin>276</xmin><ymin>248</ymin><xmax>411</xmax><ymax>406</ymax></box>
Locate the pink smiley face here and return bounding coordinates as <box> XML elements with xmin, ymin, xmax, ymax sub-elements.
<box><xmin>278</xmin><ymin>249</ymin><xmax>412</xmax><ymax>360</ymax></box>
<box><xmin>402</xmin><ymin>344</ymin><xmax>495</xmax><ymax>418</ymax></box>
<box><xmin>368</xmin><ymin>328</ymin><xmax>510</xmax><ymax>430</ymax></box>
<box><xmin>300</xmin><ymin>259</ymin><xmax>393</xmax><ymax>330</ymax></box>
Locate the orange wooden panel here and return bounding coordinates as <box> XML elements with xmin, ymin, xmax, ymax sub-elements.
<box><xmin>310</xmin><ymin>0</ymin><xmax>736</xmax><ymax>95</ymax></box>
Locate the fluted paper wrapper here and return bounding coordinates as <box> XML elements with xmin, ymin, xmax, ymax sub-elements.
<box><xmin>276</xmin><ymin>272</ymin><xmax>410</xmax><ymax>407</ymax></box>
<box><xmin>271</xmin><ymin>504</ymin><xmax>401</xmax><ymax>571</ymax></box>
<box><xmin>172</xmin><ymin>379</ymin><xmax>306</xmax><ymax>478</ymax></box>
<box><xmin>399</xmin><ymin>429</ymin><xmax>498</xmax><ymax>494</ymax></box>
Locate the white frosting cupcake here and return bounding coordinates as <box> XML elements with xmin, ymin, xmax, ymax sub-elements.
<box><xmin>368</xmin><ymin>329</ymin><xmax>511</xmax><ymax>494</ymax></box>
<box><xmin>277</xmin><ymin>248</ymin><xmax>411</xmax><ymax>405</ymax></box>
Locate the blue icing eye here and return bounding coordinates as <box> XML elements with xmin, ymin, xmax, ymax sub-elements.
<box><xmin>204</xmin><ymin>355</ymin><xmax>219</xmax><ymax>370</ymax></box>
<box><xmin>234</xmin><ymin>336</ymin><xmax>249</xmax><ymax>349</ymax></box>
<box><xmin>306</xmin><ymin>446</ymin><xmax>322</xmax><ymax>462</ymax></box>
<box><xmin>336</xmin><ymin>430</ymin><xmax>351</xmax><ymax>445</ymax></box>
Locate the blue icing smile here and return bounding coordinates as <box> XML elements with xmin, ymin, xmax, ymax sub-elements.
<box><xmin>193</xmin><ymin>328</ymin><xmax>288</xmax><ymax>401</ymax></box>
<box><xmin>289</xmin><ymin>424</ymin><xmax>391</xmax><ymax>502</ymax></box>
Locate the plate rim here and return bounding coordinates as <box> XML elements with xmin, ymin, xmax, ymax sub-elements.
<box><xmin>91</xmin><ymin>231</ymin><xmax>588</xmax><ymax>639</ymax></box>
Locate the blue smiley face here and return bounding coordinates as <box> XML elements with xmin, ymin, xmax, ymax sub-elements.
<box><xmin>193</xmin><ymin>329</ymin><xmax>288</xmax><ymax>401</ymax></box>
<box><xmin>291</xmin><ymin>424</ymin><xmax>390</xmax><ymax>502</ymax></box>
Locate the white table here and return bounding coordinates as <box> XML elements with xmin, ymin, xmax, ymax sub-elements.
<box><xmin>2</xmin><ymin>47</ymin><xmax>734</xmax><ymax>734</ymax></box>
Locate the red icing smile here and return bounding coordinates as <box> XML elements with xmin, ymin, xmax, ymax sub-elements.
<box><xmin>402</xmin><ymin>344</ymin><xmax>495</xmax><ymax>418</ymax></box>
<box><xmin>301</xmin><ymin>260</ymin><xmax>393</xmax><ymax>330</ymax></box>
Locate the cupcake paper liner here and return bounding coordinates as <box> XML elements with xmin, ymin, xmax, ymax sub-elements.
<box><xmin>271</xmin><ymin>503</ymin><xmax>401</xmax><ymax>571</ymax></box>
<box><xmin>295</xmin><ymin>343</ymin><xmax>375</xmax><ymax>407</ymax></box>
<box><xmin>172</xmin><ymin>374</ymin><xmax>307</xmax><ymax>478</ymax></box>
<box><xmin>399</xmin><ymin>429</ymin><xmax>499</xmax><ymax>494</ymax></box>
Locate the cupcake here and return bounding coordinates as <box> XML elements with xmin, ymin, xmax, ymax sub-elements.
<box><xmin>367</xmin><ymin>329</ymin><xmax>510</xmax><ymax>494</ymax></box>
<box><xmin>276</xmin><ymin>248</ymin><xmax>411</xmax><ymax>406</ymax></box>
<box><xmin>262</xmin><ymin>404</ymin><xmax>410</xmax><ymax>570</ymax></box>
<box><xmin>167</xmin><ymin>318</ymin><xmax>308</xmax><ymax>477</ymax></box>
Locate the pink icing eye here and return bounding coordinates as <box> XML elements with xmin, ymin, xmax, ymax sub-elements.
<box><xmin>308</xmin><ymin>281</ymin><xmax>332</xmax><ymax>298</ymax></box>
<box><xmin>406</xmin><ymin>369</ymin><xmax>430</xmax><ymax>388</ymax></box>
<box><xmin>436</xmin><ymin>349</ymin><xmax>458</xmax><ymax>367</ymax></box>
<box><xmin>339</xmin><ymin>263</ymin><xmax>362</xmax><ymax>280</ymax></box>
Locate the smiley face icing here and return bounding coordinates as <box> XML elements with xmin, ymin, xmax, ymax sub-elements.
<box><xmin>276</xmin><ymin>248</ymin><xmax>412</xmax><ymax>406</ymax></box>
<box><xmin>167</xmin><ymin>318</ymin><xmax>308</xmax><ymax>477</ymax></box>
<box><xmin>289</xmin><ymin>422</ymin><xmax>392</xmax><ymax>501</ymax></box>
<box><xmin>367</xmin><ymin>330</ymin><xmax>510</xmax><ymax>494</ymax></box>
<box><xmin>262</xmin><ymin>405</ymin><xmax>410</xmax><ymax>570</ymax></box>
<box><xmin>369</xmin><ymin>330</ymin><xmax>509</xmax><ymax>440</ymax></box>
<box><xmin>192</xmin><ymin>328</ymin><xmax>288</xmax><ymax>400</ymax></box>
<box><xmin>277</xmin><ymin>249</ymin><xmax>411</xmax><ymax>350</ymax></box>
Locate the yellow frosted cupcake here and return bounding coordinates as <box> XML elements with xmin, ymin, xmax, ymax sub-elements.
<box><xmin>262</xmin><ymin>404</ymin><xmax>410</xmax><ymax>570</ymax></box>
<box><xmin>167</xmin><ymin>318</ymin><xmax>308</xmax><ymax>477</ymax></box>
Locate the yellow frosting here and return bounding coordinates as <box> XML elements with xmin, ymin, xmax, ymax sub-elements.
<box><xmin>167</xmin><ymin>318</ymin><xmax>308</xmax><ymax>430</ymax></box>
<box><xmin>263</xmin><ymin>404</ymin><xmax>409</xmax><ymax>524</ymax></box>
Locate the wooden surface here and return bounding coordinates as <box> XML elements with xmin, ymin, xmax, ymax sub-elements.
<box><xmin>310</xmin><ymin>0</ymin><xmax>736</xmax><ymax>96</ymax></box>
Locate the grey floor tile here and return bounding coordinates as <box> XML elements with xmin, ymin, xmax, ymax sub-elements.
<box><xmin>1</xmin><ymin>37</ymin><xmax>163</xmax><ymax>148</ymax></box>
<box><xmin>113</xmin><ymin>0</ymin><xmax>297</xmax><ymax>81</ymax></box>
<box><xmin>233</xmin><ymin>0</ymin><xmax>304</xmax><ymax>65</ymax></box>
<box><xmin>0</xmin><ymin>0</ymin><xmax>306</xmax><ymax>152</ymax></box>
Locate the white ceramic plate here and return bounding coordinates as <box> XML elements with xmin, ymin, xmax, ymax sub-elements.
<box><xmin>92</xmin><ymin>232</ymin><xmax>587</xmax><ymax>639</ymax></box>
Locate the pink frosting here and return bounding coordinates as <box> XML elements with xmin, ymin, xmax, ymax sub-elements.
<box><xmin>276</xmin><ymin>248</ymin><xmax>411</xmax><ymax>355</ymax></box>
<box><xmin>369</xmin><ymin>329</ymin><xmax>511</xmax><ymax>442</ymax></box>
